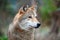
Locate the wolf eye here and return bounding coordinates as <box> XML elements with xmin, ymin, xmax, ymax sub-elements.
<box><xmin>28</xmin><ymin>16</ymin><xmax>32</xmax><ymax>18</ymax></box>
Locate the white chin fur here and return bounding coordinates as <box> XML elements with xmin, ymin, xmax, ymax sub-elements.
<box><xmin>18</xmin><ymin>23</ymin><xmax>32</xmax><ymax>31</ymax></box>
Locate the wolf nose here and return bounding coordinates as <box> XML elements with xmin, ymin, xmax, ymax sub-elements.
<box><xmin>35</xmin><ymin>23</ymin><xmax>41</xmax><ymax>28</ymax></box>
<box><xmin>37</xmin><ymin>23</ymin><xmax>41</xmax><ymax>27</ymax></box>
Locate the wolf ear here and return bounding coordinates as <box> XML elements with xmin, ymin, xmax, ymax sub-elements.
<box><xmin>18</xmin><ymin>9</ymin><xmax>24</xmax><ymax>15</ymax></box>
<box><xmin>23</xmin><ymin>5</ymin><xmax>29</xmax><ymax>11</ymax></box>
<box><xmin>18</xmin><ymin>5</ymin><xmax>29</xmax><ymax>14</ymax></box>
<box><xmin>18</xmin><ymin>7</ymin><xmax>25</xmax><ymax>14</ymax></box>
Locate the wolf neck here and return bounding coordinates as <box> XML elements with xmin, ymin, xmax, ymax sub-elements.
<box><xmin>13</xmin><ymin>24</ymin><xmax>34</xmax><ymax>40</ymax></box>
<box><xmin>15</xmin><ymin>24</ymin><xmax>24</xmax><ymax>32</ymax></box>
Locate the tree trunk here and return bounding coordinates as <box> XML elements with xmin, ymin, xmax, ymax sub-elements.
<box><xmin>47</xmin><ymin>10</ymin><xmax>60</xmax><ymax>40</ymax></box>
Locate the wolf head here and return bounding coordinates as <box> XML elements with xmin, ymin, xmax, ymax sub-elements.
<box><xmin>13</xmin><ymin>5</ymin><xmax>41</xmax><ymax>30</ymax></box>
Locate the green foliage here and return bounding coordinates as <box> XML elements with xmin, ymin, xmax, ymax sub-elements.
<box><xmin>0</xmin><ymin>36</ymin><xmax>8</xmax><ymax>40</ymax></box>
<box><xmin>0</xmin><ymin>0</ymin><xmax>8</xmax><ymax>10</ymax></box>
<box><xmin>39</xmin><ymin>0</ymin><xmax>57</xmax><ymax>21</ymax></box>
<box><xmin>6</xmin><ymin>4</ymin><xmax>16</xmax><ymax>16</ymax></box>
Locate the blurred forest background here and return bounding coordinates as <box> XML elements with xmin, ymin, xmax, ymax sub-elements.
<box><xmin>0</xmin><ymin>0</ymin><xmax>60</xmax><ymax>40</ymax></box>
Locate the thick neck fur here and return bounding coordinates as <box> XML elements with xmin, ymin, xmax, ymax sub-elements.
<box><xmin>13</xmin><ymin>27</ymin><xmax>34</xmax><ymax>40</ymax></box>
<box><xmin>8</xmin><ymin>23</ymin><xmax>34</xmax><ymax>40</ymax></box>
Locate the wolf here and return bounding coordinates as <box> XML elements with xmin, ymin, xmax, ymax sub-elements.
<box><xmin>8</xmin><ymin>5</ymin><xmax>41</xmax><ymax>40</ymax></box>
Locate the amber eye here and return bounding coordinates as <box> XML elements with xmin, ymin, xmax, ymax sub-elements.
<box><xmin>28</xmin><ymin>16</ymin><xmax>32</xmax><ymax>18</ymax></box>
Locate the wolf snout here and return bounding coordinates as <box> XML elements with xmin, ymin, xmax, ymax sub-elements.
<box><xmin>35</xmin><ymin>23</ymin><xmax>41</xmax><ymax>28</ymax></box>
